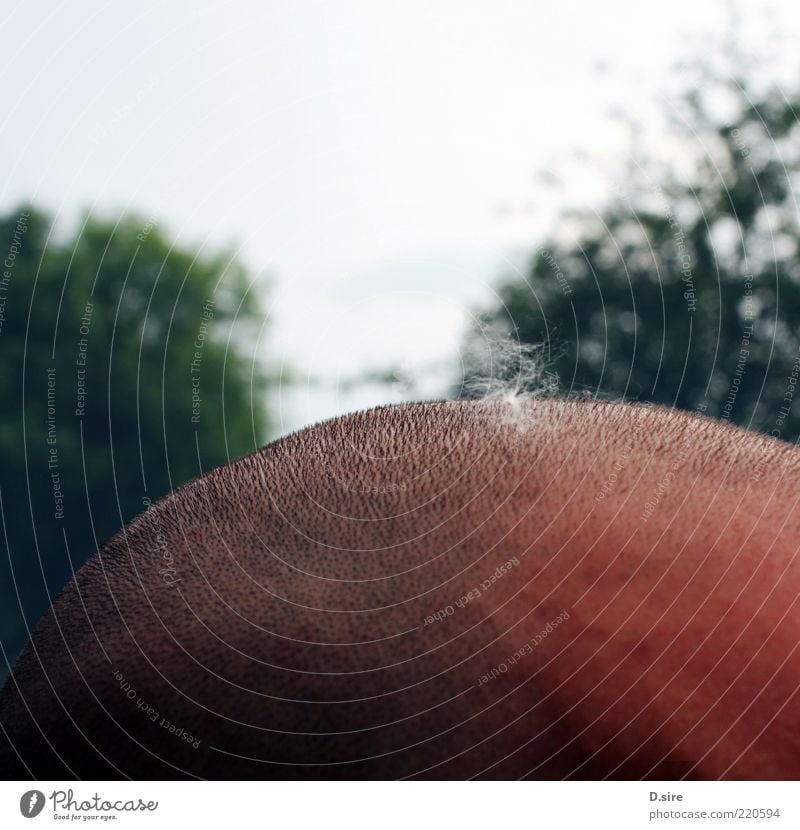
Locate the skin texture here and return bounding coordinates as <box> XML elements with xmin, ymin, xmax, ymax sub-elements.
<box><xmin>1</xmin><ymin>397</ymin><xmax>799</xmax><ymax>780</ymax></box>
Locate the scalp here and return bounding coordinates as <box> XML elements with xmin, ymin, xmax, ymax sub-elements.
<box><xmin>2</xmin><ymin>398</ymin><xmax>800</xmax><ymax>779</ymax></box>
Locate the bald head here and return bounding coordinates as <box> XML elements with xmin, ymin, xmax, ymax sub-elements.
<box><xmin>2</xmin><ymin>398</ymin><xmax>799</xmax><ymax>779</ymax></box>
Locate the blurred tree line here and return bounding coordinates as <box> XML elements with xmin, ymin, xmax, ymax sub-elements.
<box><xmin>0</xmin><ymin>208</ymin><xmax>270</xmax><ymax>673</ymax></box>
<box><xmin>461</xmin><ymin>59</ymin><xmax>800</xmax><ymax>443</ymax></box>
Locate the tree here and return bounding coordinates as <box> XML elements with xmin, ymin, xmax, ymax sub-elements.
<box><xmin>0</xmin><ymin>206</ymin><xmax>271</xmax><ymax>671</ymax></box>
<box><xmin>460</xmin><ymin>61</ymin><xmax>800</xmax><ymax>444</ymax></box>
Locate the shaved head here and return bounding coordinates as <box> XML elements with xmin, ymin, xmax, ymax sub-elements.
<box><xmin>2</xmin><ymin>398</ymin><xmax>799</xmax><ymax>779</ymax></box>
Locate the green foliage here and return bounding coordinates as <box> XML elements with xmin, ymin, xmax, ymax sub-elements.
<box><xmin>0</xmin><ymin>206</ymin><xmax>270</xmax><ymax>669</ymax></box>
<box><xmin>462</xmin><ymin>73</ymin><xmax>800</xmax><ymax>441</ymax></box>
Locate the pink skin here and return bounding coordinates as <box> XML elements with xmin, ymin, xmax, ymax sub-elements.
<box><xmin>1</xmin><ymin>398</ymin><xmax>798</xmax><ymax>779</ymax></box>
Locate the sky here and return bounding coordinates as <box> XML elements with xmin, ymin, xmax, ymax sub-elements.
<box><xmin>2</xmin><ymin>0</ymin><xmax>798</xmax><ymax>435</ymax></box>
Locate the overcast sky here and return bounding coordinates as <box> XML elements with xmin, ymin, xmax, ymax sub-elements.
<box><xmin>2</xmin><ymin>0</ymin><xmax>798</xmax><ymax>435</ymax></box>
